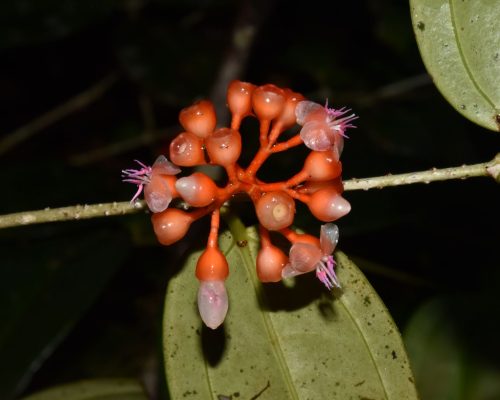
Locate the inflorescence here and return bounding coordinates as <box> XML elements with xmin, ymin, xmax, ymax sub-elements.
<box><xmin>122</xmin><ymin>81</ymin><xmax>357</xmax><ymax>329</ymax></box>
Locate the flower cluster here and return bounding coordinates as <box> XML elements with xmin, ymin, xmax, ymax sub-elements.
<box><xmin>122</xmin><ymin>81</ymin><xmax>356</xmax><ymax>329</ymax></box>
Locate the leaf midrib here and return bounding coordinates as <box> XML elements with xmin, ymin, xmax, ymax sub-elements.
<box><xmin>338</xmin><ymin>292</ymin><xmax>389</xmax><ymax>399</ymax></box>
<box><xmin>448</xmin><ymin>0</ymin><xmax>496</xmax><ymax>109</ymax></box>
<box><xmin>228</xmin><ymin>222</ymin><xmax>300</xmax><ymax>400</ymax></box>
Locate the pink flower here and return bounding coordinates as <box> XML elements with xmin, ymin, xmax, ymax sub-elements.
<box><xmin>295</xmin><ymin>100</ymin><xmax>357</xmax><ymax>154</ymax></box>
<box><xmin>122</xmin><ymin>155</ymin><xmax>181</xmax><ymax>213</ymax></box>
<box><xmin>282</xmin><ymin>224</ymin><xmax>340</xmax><ymax>289</ymax></box>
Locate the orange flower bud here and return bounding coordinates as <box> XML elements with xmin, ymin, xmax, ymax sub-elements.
<box><xmin>151</xmin><ymin>208</ymin><xmax>192</xmax><ymax>245</ymax></box>
<box><xmin>256</xmin><ymin>244</ymin><xmax>288</xmax><ymax>282</ymax></box>
<box><xmin>303</xmin><ymin>149</ymin><xmax>342</xmax><ymax>181</ymax></box>
<box><xmin>179</xmin><ymin>100</ymin><xmax>216</xmax><ymax>138</ymax></box>
<box><xmin>252</xmin><ymin>84</ymin><xmax>285</xmax><ymax>121</ymax></box>
<box><xmin>175</xmin><ymin>172</ymin><xmax>218</xmax><ymax>207</ymax></box>
<box><xmin>307</xmin><ymin>188</ymin><xmax>351</xmax><ymax>222</ymax></box>
<box><xmin>205</xmin><ymin>128</ymin><xmax>242</xmax><ymax>166</ymax></box>
<box><xmin>195</xmin><ymin>247</ymin><xmax>229</xmax><ymax>281</ymax></box>
<box><xmin>169</xmin><ymin>131</ymin><xmax>205</xmax><ymax>167</ymax></box>
<box><xmin>227</xmin><ymin>80</ymin><xmax>256</xmax><ymax>118</ymax></box>
<box><xmin>256</xmin><ymin>191</ymin><xmax>295</xmax><ymax>231</ymax></box>
<box><xmin>273</xmin><ymin>89</ymin><xmax>305</xmax><ymax>130</ymax></box>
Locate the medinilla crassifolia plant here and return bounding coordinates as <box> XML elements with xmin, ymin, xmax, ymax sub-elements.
<box><xmin>123</xmin><ymin>80</ymin><xmax>357</xmax><ymax>329</ymax></box>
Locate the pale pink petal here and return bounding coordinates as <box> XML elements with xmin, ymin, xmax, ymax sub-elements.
<box><xmin>299</xmin><ymin>120</ymin><xmax>336</xmax><ymax>151</ymax></box>
<box><xmin>281</xmin><ymin>264</ymin><xmax>300</xmax><ymax>279</ymax></box>
<box><xmin>144</xmin><ymin>175</ymin><xmax>172</xmax><ymax>213</ymax></box>
<box><xmin>295</xmin><ymin>101</ymin><xmax>324</xmax><ymax>125</ymax></box>
<box><xmin>288</xmin><ymin>242</ymin><xmax>322</xmax><ymax>273</ymax></box>
<box><xmin>197</xmin><ymin>280</ymin><xmax>228</xmax><ymax>329</ymax></box>
<box><xmin>334</xmin><ymin>135</ymin><xmax>344</xmax><ymax>158</ymax></box>
<box><xmin>152</xmin><ymin>155</ymin><xmax>181</xmax><ymax>175</ymax></box>
<box><xmin>320</xmin><ymin>223</ymin><xmax>339</xmax><ymax>256</ymax></box>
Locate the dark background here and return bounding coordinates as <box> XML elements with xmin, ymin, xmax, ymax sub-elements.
<box><xmin>0</xmin><ymin>1</ymin><xmax>499</xmax><ymax>399</ymax></box>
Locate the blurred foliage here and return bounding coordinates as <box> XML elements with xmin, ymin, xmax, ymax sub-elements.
<box><xmin>0</xmin><ymin>0</ymin><xmax>498</xmax><ymax>399</ymax></box>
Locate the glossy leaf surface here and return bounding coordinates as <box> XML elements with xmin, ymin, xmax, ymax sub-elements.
<box><xmin>410</xmin><ymin>0</ymin><xmax>500</xmax><ymax>131</ymax></box>
<box><xmin>163</xmin><ymin>221</ymin><xmax>418</xmax><ymax>399</ymax></box>
<box><xmin>20</xmin><ymin>379</ymin><xmax>148</xmax><ymax>400</ymax></box>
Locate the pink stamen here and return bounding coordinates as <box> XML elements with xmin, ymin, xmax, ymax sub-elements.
<box><xmin>324</xmin><ymin>99</ymin><xmax>358</xmax><ymax>138</ymax></box>
<box><xmin>122</xmin><ymin>160</ymin><xmax>153</xmax><ymax>203</ymax></box>
<box><xmin>315</xmin><ymin>256</ymin><xmax>340</xmax><ymax>290</ymax></box>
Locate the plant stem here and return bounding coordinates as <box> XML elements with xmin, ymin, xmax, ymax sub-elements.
<box><xmin>0</xmin><ymin>154</ymin><xmax>498</xmax><ymax>229</ymax></box>
<box><xmin>343</xmin><ymin>153</ymin><xmax>499</xmax><ymax>191</ymax></box>
<box><xmin>0</xmin><ymin>201</ymin><xmax>146</xmax><ymax>229</ymax></box>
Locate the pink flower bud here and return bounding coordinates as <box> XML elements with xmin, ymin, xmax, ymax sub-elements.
<box><xmin>282</xmin><ymin>242</ymin><xmax>322</xmax><ymax>278</ymax></box>
<box><xmin>197</xmin><ymin>280</ymin><xmax>228</xmax><ymax>329</ymax></box>
<box><xmin>295</xmin><ymin>101</ymin><xmax>325</xmax><ymax>125</ymax></box>
<box><xmin>299</xmin><ymin>120</ymin><xmax>336</xmax><ymax>151</ymax></box>
<box><xmin>144</xmin><ymin>174</ymin><xmax>172</xmax><ymax>213</ymax></box>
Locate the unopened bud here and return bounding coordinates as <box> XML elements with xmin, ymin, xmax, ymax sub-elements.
<box><xmin>151</xmin><ymin>208</ymin><xmax>192</xmax><ymax>245</ymax></box>
<box><xmin>197</xmin><ymin>280</ymin><xmax>228</xmax><ymax>329</ymax></box>
<box><xmin>256</xmin><ymin>191</ymin><xmax>295</xmax><ymax>231</ymax></box>
<box><xmin>179</xmin><ymin>100</ymin><xmax>216</xmax><ymax>139</ymax></box>
<box><xmin>175</xmin><ymin>172</ymin><xmax>217</xmax><ymax>207</ymax></box>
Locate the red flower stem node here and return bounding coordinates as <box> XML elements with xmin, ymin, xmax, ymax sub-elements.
<box><xmin>122</xmin><ymin>81</ymin><xmax>358</xmax><ymax>328</ymax></box>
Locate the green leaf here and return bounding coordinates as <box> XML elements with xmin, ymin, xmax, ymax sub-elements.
<box><xmin>163</xmin><ymin>219</ymin><xmax>418</xmax><ymax>399</ymax></box>
<box><xmin>410</xmin><ymin>0</ymin><xmax>500</xmax><ymax>131</ymax></box>
<box><xmin>0</xmin><ymin>227</ymin><xmax>130</xmax><ymax>399</ymax></box>
<box><xmin>20</xmin><ymin>379</ymin><xmax>148</xmax><ymax>400</ymax></box>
